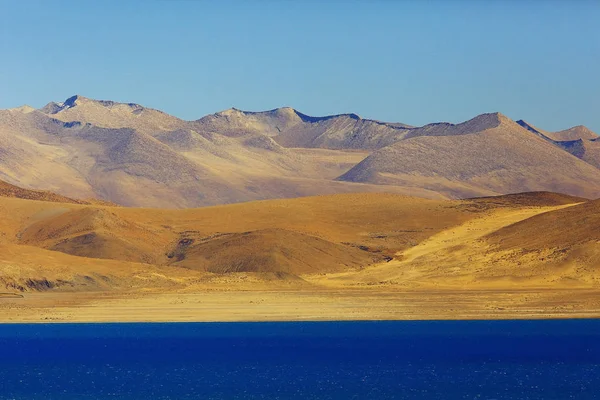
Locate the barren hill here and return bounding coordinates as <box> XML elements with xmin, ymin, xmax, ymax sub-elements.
<box><xmin>554</xmin><ymin>138</ymin><xmax>600</xmax><ymax>170</ymax></box>
<box><xmin>0</xmin><ymin>190</ymin><xmax>525</xmax><ymax>290</ymax></box>
<box><xmin>338</xmin><ymin>113</ymin><xmax>600</xmax><ymax>199</ymax></box>
<box><xmin>3</xmin><ymin>181</ymin><xmax>600</xmax><ymax>323</ymax></box>
<box><xmin>40</xmin><ymin>95</ymin><xmax>187</xmax><ymax>134</ymax></box>
<box><xmin>0</xmin><ymin>179</ymin><xmax>84</xmax><ymax>204</ymax></box>
<box><xmin>454</xmin><ymin>198</ymin><xmax>600</xmax><ymax>287</ymax></box>
<box><xmin>546</xmin><ymin>125</ymin><xmax>597</xmax><ymax>142</ymax></box>
<box><xmin>167</xmin><ymin>228</ymin><xmax>381</xmax><ymax>275</ymax></box>
<box><xmin>468</xmin><ymin>191</ymin><xmax>588</xmax><ymax>207</ymax></box>
<box><xmin>516</xmin><ymin>120</ymin><xmax>600</xmax><ymax>170</ymax></box>
<box><xmin>486</xmin><ymin>198</ymin><xmax>600</xmax><ymax>252</ymax></box>
<box><xmin>0</xmin><ymin>99</ymin><xmax>426</xmax><ymax>207</ymax></box>
<box><xmin>2</xmin><ymin>95</ymin><xmax>600</xmax><ymax>207</ymax></box>
<box><xmin>0</xmin><ymin>187</ymin><xmax>596</xmax><ymax>295</ymax></box>
<box><xmin>193</xmin><ymin>107</ymin><xmax>413</xmax><ymax>149</ymax></box>
<box><xmin>516</xmin><ymin>120</ymin><xmax>598</xmax><ymax>142</ymax></box>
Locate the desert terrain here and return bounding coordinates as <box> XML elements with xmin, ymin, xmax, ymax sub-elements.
<box><xmin>1</xmin><ymin>183</ymin><xmax>599</xmax><ymax>322</ymax></box>
<box><xmin>1</xmin><ymin>95</ymin><xmax>600</xmax><ymax>322</ymax></box>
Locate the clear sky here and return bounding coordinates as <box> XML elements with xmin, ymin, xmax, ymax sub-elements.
<box><xmin>1</xmin><ymin>0</ymin><xmax>598</xmax><ymax>132</ymax></box>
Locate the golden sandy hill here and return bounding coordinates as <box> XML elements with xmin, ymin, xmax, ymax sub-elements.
<box><xmin>11</xmin><ymin>193</ymin><xmax>471</xmax><ymax>264</ymax></box>
<box><xmin>453</xmin><ymin>198</ymin><xmax>600</xmax><ymax>287</ymax></box>
<box><xmin>486</xmin><ymin>198</ymin><xmax>600</xmax><ymax>252</ymax></box>
<box><xmin>0</xmin><ymin>187</ymin><xmax>592</xmax><ymax>293</ymax></box>
<box><xmin>0</xmin><ymin>192</ymin><xmax>495</xmax><ymax>290</ymax></box>
<box><xmin>338</xmin><ymin>113</ymin><xmax>600</xmax><ymax>199</ymax></box>
<box><xmin>307</xmin><ymin>192</ymin><xmax>599</xmax><ymax>290</ymax></box>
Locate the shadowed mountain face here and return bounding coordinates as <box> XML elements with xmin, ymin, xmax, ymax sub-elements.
<box><xmin>0</xmin><ymin>95</ymin><xmax>599</xmax><ymax>207</ymax></box>
<box><xmin>516</xmin><ymin>120</ymin><xmax>600</xmax><ymax>170</ymax></box>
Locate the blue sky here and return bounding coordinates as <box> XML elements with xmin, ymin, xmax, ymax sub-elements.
<box><xmin>1</xmin><ymin>0</ymin><xmax>598</xmax><ymax>132</ymax></box>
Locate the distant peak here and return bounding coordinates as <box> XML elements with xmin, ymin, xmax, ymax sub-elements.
<box><xmin>216</xmin><ymin>108</ymin><xmax>243</xmax><ymax>116</ymax></box>
<box><xmin>274</xmin><ymin>106</ymin><xmax>298</xmax><ymax>115</ymax></box>
<box><xmin>38</xmin><ymin>95</ymin><xmax>149</xmax><ymax>115</ymax></box>
<box><xmin>464</xmin><ymin>112</ymin><xmax>507</xmax><ymax>128</ymax></box>
<box><xmin>482</xmin><ymin>111</ymin><xmax>507</xmax><ymax>120</ymax></box>
<box><xmin>210</xmin><ymin>106</ymin><xmax>365</xmax><ymax>123</ymax></box>
<box><xmin>411</xmin><ymin>112</ymin><xmax>514</xmax><ymax>137</ymax></box>
<box><xmin>215</xmin><ymin>107</ymin><xmax>300</xmax><ymax>119</ymax></box>
<box><xmin>561</xmin><ymin>125</ymin><xmax>597</xmax><ymax>135</ymax></box>
<box><xmin>553</xmin><ymin>124</ymin><xmax>598</xmax><ymax>141</ymax></box>
<box><xmin>39</xmin><ymin>95</ymin><xmax>87</xmax><ymax>114</ymax></box>
<box><xmin>9</xmin><ymin>105</ymin><xmax>35</xmax><ymax>114</ymax></box>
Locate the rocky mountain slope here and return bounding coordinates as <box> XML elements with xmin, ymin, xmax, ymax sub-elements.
<box><xmin>0</xmin><ymin>95</ymin><xmax>598</xmax><ymax>207</ymax></box>
<box><xmin>193</xmin><ymin>107</ymin><xmax>413</xmax><ymax>149</ymax></box>
<box><xmin>338</xmin><ymin>113</ymin><xmax>600</xmax><ymax>198</ymax></box>
<box><xmin>516</xmin><ymin>119</ymin><xmax>600</xmax><ymax>170</ymax></box>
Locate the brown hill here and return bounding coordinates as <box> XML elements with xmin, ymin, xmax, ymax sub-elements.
<box><xmin>338</xmin><ymin>113</ymin><xmax>600</xmax><ymax>199</ymax></box>
<box><xmin>19</xmin><ymin>207</ymin><xmax>166</xmax><ymax>264</ymax></box>
<box><xmin>1</xmin><ymin>191</ymin><xmax>529</xmax><ymax>291</ymax></box>
<box><xmin>167</xmin><ymin>228</ymin><xmax>381</xmax><ymax>275</ymax></box>
<box><xmin>455</xmin><ymin>198</ymin><xmax>600</xmax><ymax>287</ymax></box>
<box><xmin>0</xmin><ymin>179</ymin><xmax>84</xmax><ymax>204</ymax></box>
<box><xmin>0</xmin><ymin>188</ymin><xmax>591</xmax><ymax>292</ymax></box>
<box><xmin>12</xmin><ymin>193</ymin><xmax>473</xmax><ymax>264</ymax></box>
<box><xmin>467</xmin><ymin>191</ymin><xmax>588</xmax><ymax>207</ymax></box>
<box><xmin>486</xmin><ymin>199</ymin><xmax>600</xmax><ymax>251</ymax></box>
<box><xmin>305</xmin><ymin>192</ymin><xmax>597</xmax><ymax>290</ymax></box>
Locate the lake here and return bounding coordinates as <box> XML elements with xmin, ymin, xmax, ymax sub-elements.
<box><xmin>0</xmin><ymin>320</ymin><xmax>598</xmax><ymax>399</ymax></box>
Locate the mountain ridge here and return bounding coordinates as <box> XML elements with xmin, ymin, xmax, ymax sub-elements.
<box><xmin>0</xmin><ymin>94</ymin><xmax>598</xmax><ymax>207</ymax></box>
<box><xmin>338</xmin><ymin>112</ymin><xmax>600</xmax><ymax>199</ymax></box>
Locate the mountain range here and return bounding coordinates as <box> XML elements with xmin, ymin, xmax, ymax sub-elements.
<box><xmin>1</xmin><ymin>95</ymin><xmax>598</xmax><ymax>208</ymax></box>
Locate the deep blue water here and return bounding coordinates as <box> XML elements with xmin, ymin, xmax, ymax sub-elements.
<box><xmin>0</xmin><ymin>320</ymin><xmax>599</xmax><ymax>399</ymax></box>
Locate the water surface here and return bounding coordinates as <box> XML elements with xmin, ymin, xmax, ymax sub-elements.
<box><xmin>0</xmin><ymin>320</ymin><xmax>598</xmax><ymax>399</ymax></box>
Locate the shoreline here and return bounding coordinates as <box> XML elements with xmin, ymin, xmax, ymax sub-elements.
<box><xmin>1</xmin><ymin>316</ymin><xmax>600</xmax><ymax>325</ymax></box>
<box><xmin>2</xmin><ymin>288</ymin><xmax>599</xmax><ymax>324</ymax></box>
